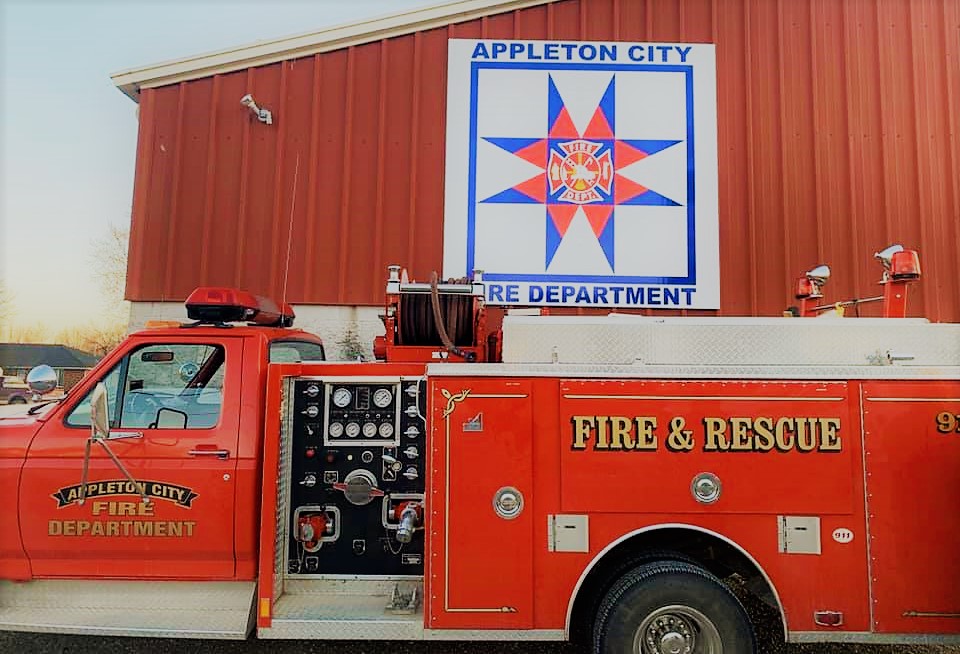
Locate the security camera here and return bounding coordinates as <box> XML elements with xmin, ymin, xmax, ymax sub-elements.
<box><xmin>240</xmin><ymin>93</ymin><xmax>273</xmax><ymax>125</ymax></box>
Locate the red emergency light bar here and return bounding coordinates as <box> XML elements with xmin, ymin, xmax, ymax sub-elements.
<box><xmin>185</xmin><ymin>287</ymin><xmax>295</xmax><ymax>327</ymax></box>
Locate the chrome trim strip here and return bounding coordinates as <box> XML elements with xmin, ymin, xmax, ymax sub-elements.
<box><xmin>788</xmin><ymin>631</ymin><xmax>960</xmax><ymax>644</ymax></box>
<box><xmin>563</xmin><ymin>394</ymin><xmax>844</xmax><ymax>401</ymax></box>
<box><xmin>865</xmin><ymin>397</ymin><xmax>960</xmax><ymax>402</ymax></box>
<box><xmin>562</xmin><ymin>523</ymin><xmax>787</xmax><ymax>641</ymax></box>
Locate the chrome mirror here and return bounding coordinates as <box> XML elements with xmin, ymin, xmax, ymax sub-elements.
<box><xmin>874</xmin><ymin>244</ymin><xmax>904</xmax><ymax>270</ymax></box>
<box><xmin>26</xmin><ymin>365</ymin><xmax>58</xmax><ymax>395</ymax></box>
<box><xmin>89</xmin><ymin>382</ymin><xmax>110</xmax><ymax>440</ymax></box>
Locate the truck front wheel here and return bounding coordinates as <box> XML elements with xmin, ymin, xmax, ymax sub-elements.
<box><xmin>592</xmin><ymin>560</ymin><xmax>755</xmax><ymax>654</ymax></box>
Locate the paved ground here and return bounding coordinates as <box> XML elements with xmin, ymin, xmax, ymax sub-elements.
<box><xmin>0</xmin><ymin>633</ymin><xmax>956</xmax><ymax>654</ymax></box>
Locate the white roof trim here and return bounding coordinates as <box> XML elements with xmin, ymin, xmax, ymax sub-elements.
<box><xmin>111</xmin><ymin>0</ymin><xmax>554</xmax><ymax>101</ymax></box>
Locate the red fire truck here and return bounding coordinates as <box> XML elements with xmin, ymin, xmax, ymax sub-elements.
<box><xmin>1</xmin><ymin>247</ymin><xmax>957</xmax><ymax>653</ymax></box>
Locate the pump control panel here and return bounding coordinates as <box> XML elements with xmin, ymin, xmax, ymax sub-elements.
<box><xmin>287</xmin><ymin>376</ymin><xmax>426</xmax><ymax>577</ymax></box>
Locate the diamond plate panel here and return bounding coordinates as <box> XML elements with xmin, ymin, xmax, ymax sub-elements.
<box><xmin>429</xmin><ymin>363</ymin><xmax>960</xmax><ymax>381</ymax></box>
<box><xmin>502</xmin><ymin>316</ymin><xmax>960</xmax><ymax>368</ymax></box>
<box><xmin>0</xmin><ymin>580</ymin><xmax>254</xmax><ymax>638</ymax></box>
<box><xmin>274</xmin><ymin>377</ymin><xmax>295</xmax><ymax>599</ymax></box>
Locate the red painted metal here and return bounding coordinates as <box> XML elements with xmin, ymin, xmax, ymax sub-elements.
<box><xmin>127</xmin><ymin>0</ymin><xmax>960</xmax><ymax>321</ymax></box>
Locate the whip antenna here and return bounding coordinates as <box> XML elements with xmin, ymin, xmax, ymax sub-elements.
<box><xmin>281</xmin><ymin>153</ymin><xmax>301</xmax><ymax>308</ymax></box>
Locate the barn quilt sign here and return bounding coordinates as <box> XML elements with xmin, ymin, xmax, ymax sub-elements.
<box><xmin>443</xmin><ymin>39</ymin><xmax>719</xmax><ymax>309</ymax></box>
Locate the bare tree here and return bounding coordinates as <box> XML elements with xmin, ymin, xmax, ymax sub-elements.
<box><xmin>0</xmin><ymin>281</ymin><xmax>11</xmax><ymax>339</ymax></box>
<box><xmin>90</xmin><ymin>224</ymin><xmax>130</xmax><ymax>311</ymax></box>
<box><xmin>56</xmin><ymin>324</ymin><xmax>126</xmax><ymax>358</ymax></box>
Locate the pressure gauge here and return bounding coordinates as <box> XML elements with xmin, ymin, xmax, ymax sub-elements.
<box><xmin>362</xmin><ymin>422</ymin><xmax>377</xmax><ymax>438</ymax></box>
<box><xmin>373</xmin><ymin>388</ymin><xmax>393</xmax><ymax>408</ymax></box>
<box><xmin>328</xmin><ymin>422</ymin><xmax>344</xmax><ymax>438</ymax></box>
<box><xmin>333</xmin><ymin>387</ymin><xmax>352</xmax><ymax>408</ymax></box>
<box><xmin>379</xmin><ymin>422</ymin><xmax>394</xmax><ymax>438</ymax></box>
<box><xmin>345</xmin><ymin>422</ymin><xmax>361</xmax><ymax>438</ymax></box>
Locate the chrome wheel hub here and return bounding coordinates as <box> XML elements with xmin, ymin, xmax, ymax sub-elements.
<box><xmin>633</xmin><ymin>605</ymin><xmax>722</xmax><ymax>654</ymax></box>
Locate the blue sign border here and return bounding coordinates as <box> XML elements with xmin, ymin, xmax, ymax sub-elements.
<box><xmin>466</xmin><ymin>61</ymin><xmax>696</xmax><ymax>286</ymax></box>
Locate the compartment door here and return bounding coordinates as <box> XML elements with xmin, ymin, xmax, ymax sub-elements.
<box><xmin>862</xmin><ymin>382</ymin><xmax>960</xmax><ymax>633</ymax></box>
<box><xmin>429</xmin><ymin>379</ymin><xmax>533</xmax><ymax>629</ymax></box>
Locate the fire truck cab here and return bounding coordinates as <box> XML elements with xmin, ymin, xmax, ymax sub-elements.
<box><xmin>1</xmin><ymin>249</ymin><xmax>958</xmax><ymax>653</ymax></box>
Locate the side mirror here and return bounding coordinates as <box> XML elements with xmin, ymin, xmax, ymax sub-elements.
<box><xmin>89</xmin><ymin>382</ymin><xmax>110</xmax><ymax>440</ymax></box>
<box><xmin>26</xmin><ymin>365</ymin><xmax>58</xmax><ymax>395</ymax></box>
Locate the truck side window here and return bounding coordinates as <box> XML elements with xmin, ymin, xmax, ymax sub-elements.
<box><xmin>65</xmin><ymin>364</ymin><xmax>122</xmax><ymax>427</ymax></box>
<box><xmin>269</xmin><ymin>340</ymin><xmax>326</xmax><ymax>363</ymax></box>
<box><xmin>65</xmin><ymin>344</ymin><xmax>225</xmax><ymax>430</ymax></box>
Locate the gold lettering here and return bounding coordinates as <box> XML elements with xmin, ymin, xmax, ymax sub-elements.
<box><xmin>796</xmin><ymin>417</ymin><xmax>817</xmax><ymax>452</ymax></box>
<box><xmin>63</xmin><ymin>521</ymin><xmax>76</xmax><ymax>536</ymax></box>
<box><xmin>139</xmin><ymin>502</ymin><xmax>155</xmax><ymax>516</ymax></box>
<box><xmin>76</xmin><ymin>521</ymin><xmax>90</xmax><ymax>536</ymax></box>
<box><xmin>134</xmin><ymin>522</ymin><xmax>153</xmax><ymax>537</ymax></box>
<box><xmin>572</xmin><ymin>416</ymin><xmax>594</xmax><ymax>450</ymax></box>
<box><xmin>107</xmin><ymin>522</ymin><xmax>120</xmax><ymax>536</ymax></box>
<box><xmin>48</xmin><ymin>520</ymin><xmax>62</xmax><ymax>536</ymax></box>
<box><xmin>609</xmin><ymin>416</ymin><xmax>634</xmax><ymax>450</ymax></box>
<box><xmin>729</xmin><ymin>417</ymin><xmax>753</xmax><ymax>451</ymax></box>
<box><xmin>596</xmin><ymin>416</ymin><xmax>611</xmax><ymax>450</ymax></box>
<box><xmin>819</xmin><ymin>418</ymin><xmax>842</xmax><ymax>451</ymax></box>
<box><xmin>117</xmin><ymin>502</ymin><xmax>137</xmax><ymax>516</ymax></box>
<box><xmin>91</xmin><ymin>521</ymin><xmax>105</xmax><ymax>536</ymax></box>
<box><xmin>703</xmin><ymin>417</ymin><xmax>729</xmax><ymax>451</ymax></box>
<box><xmin>753</xmin><ymin>417</ymin><xmax>774</xmax><ymax>451</ymax></box>
<box><xmin>775</xmin><ymin>417</ymin><xmax>795</xmax><ymax>451</ymax></box>
<box><xmin>634</xmin><ymin>417</ymin><xmax>658</xmax><ymax>450</ymax></box>
<box><xmin>184</xmin><ymin>521</ymin><xmax>196</xmax><ymax>536</ymax></box>
<box><xmin>168</xmin><ymin>522</ymin><xmax>182</xmax><ymax>537</ymax></box>
<box><xmin>154</xmin><ymin>522</ymin><xmax>167</xmax><ymax>537</ymax></box>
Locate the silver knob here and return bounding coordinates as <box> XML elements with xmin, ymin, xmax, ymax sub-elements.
<box><xmin>404</xmin><ymin>405</ymin><xmax>419</xmax><ymax>417</ymax></box>
<box><xmin>300</xmin><ymin>473</ymin><xmax>317</xmax><ymax>488</ymax></box>
<box><xmin>404</xmin><ymin>426</ymin><xmax>420</xmax><ymax>437</ymax></box>
<box><xmin>304</xmin><ymin>384</ymin><xmax>320</xmax><ymax>397</ymax></box>
<box><xmin>405</xmin><ymin>384</ymin><xmax>418</xmax><ymax>397</ymax></box>
<box><xmin>403</xmin><ymin>446</ymin><xmax>419</xmax><ymax>459</ymax></box>
<box><xmin>493</xmin><ymin>487</ymin><xmax>524</xmax><ymax>519</ymax></box>
<box><xmin>303</xmin><ymin>405</ymin><xmax>320</xmax><ymax>418</ymax></box>
<box><xmin>691</xmin><ymin>472</ymin><xmax>721</xmax><ymax>504</ymax></box>
<box><xmin>382</xmin><ymin>454</ymin><xmax>399</xmax><ymax>465</ymax></box>
<box><xmin>402</xmin><ymin>467</ymin><xmax>419</xmax><ymax>480</ymax></box>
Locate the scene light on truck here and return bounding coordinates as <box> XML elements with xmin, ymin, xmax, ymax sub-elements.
<box><xmin>184</xmin><ymin>287</ymin><xmax>295</xmax><ymax>327</ymax></box>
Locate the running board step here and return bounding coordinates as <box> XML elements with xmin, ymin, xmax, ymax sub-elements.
<box><xmin>0</xmin><ymin>580</ymin><xmax>255</xmax><ymax>639</ymax></box>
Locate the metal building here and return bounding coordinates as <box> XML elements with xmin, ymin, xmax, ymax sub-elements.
<box><xmin>112</xmin><ymin>0</ymin><xmax>960</xmax><ymax>357</ymax></box>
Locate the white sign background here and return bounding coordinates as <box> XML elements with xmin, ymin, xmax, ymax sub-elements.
<box><xmin>444</xmin><ymin>39</ymin><xmax>719</xmax><ymax>309</ymax></box>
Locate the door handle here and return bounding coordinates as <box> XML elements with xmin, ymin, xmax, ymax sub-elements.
<box><xmin>188</xmin><ymin>447</ymin><xmax>230</xmax><ymax>460</ymax></box>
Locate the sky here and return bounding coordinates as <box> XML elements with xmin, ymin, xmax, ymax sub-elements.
<box><xmin>0</xmin><ymin>0</ymin><xmax>426</xmax><ymax>336</ymax></box>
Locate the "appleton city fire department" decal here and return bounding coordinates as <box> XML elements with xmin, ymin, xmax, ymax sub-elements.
<box><xmin>48</xmin><ymin>479</ymin><xmax>199</xmax><ymax>538</ymax></box>
<box><xmin>571</xmin><ymin>415</ymin><xmax>843</xmax><ymax>453</ymax></box>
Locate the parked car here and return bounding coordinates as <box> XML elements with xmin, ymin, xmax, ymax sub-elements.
<box><xmin>0</xmin><ymin>376</ymin><xmax>32</xmax><ymax>404</ymax></box>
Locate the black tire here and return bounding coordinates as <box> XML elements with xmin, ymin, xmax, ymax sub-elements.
<box><xmin>8</xmin><ymin>396</ymin><xmax>26</xmax><ymax>404</ymax></box>
<box><xmin>593</xmin><ymin>560</ymin><xmax>756</xmax><ymax>654</ymax></box>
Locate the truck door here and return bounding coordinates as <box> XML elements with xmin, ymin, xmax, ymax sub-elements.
<box><xmin>428</xmin><ymin>378</ymin><xmax>534</xmax><ymax>629</ymax></box>
<box><xmin>19</xmin><ymin>337</ymin><xmax>243</xmax><ymax>579</ymax></box>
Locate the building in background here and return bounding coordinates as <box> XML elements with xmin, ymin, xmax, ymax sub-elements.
<box><xmin>112</xmin><ymin>0</ymin><xmax>960</xmax><ymax>357</ymax></box>
<box><xmin>0</xmin><ymin>343</ymin><xmax>99</xmax><ymax>391</ymax></box>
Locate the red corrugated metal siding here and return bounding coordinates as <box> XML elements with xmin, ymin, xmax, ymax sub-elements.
<box><xmin>126</xmin><ymin>0</ymin><xmax>960</xmax><ymax>320</ymax></box>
